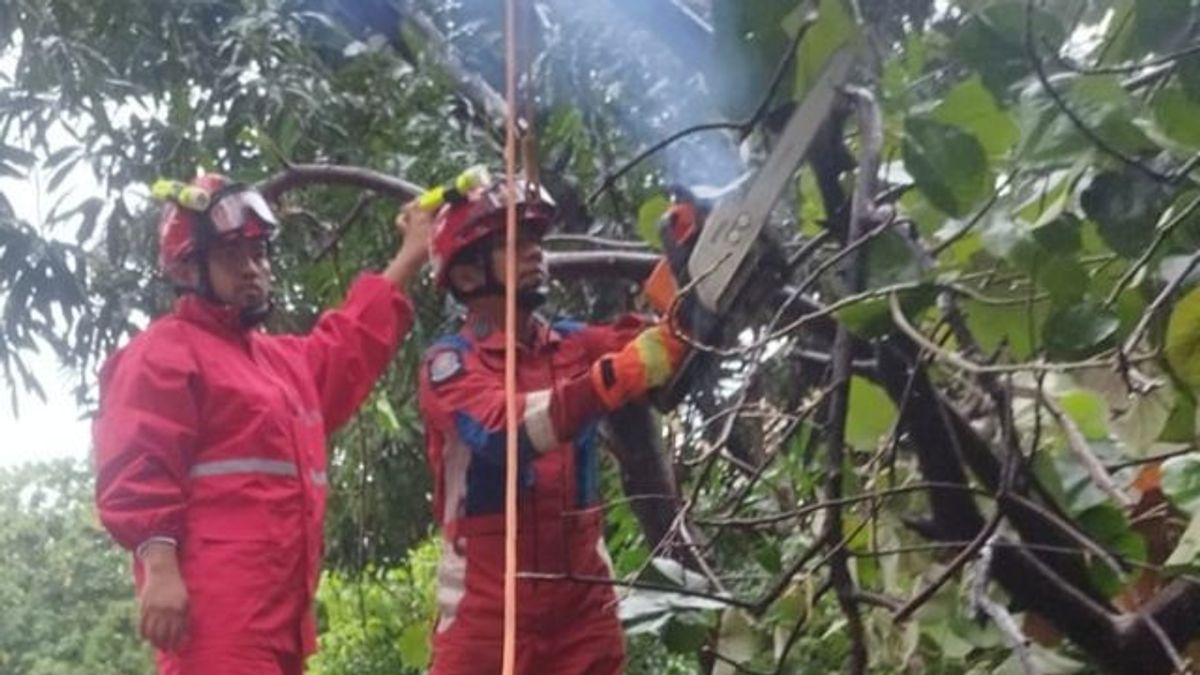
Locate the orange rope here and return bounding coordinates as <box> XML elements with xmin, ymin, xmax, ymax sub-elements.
<box><xmin>501</xmin><ymin>0</ymin><xmax>520</xmax><ymax>671</ymax></box>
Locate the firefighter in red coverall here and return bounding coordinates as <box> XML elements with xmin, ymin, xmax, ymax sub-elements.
<box><xmin>418</xmin><ymin>178</ymin><xmax>686</xmax><ymax>674</ymax></box>
<box><xmin>93</xmin><ymin>173</ymin><xmax>431</xmax><ymax>675</ymax></box>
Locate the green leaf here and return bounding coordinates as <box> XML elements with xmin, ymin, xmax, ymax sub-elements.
<box><xmin>1165</xmin><ymin>514</ymin><xmax>1200</xmax><ymax>570</ymax></box>
<box><xmin>1152</xmin><ymin>86</ymin><xmax>1200</xmax><ymax>149</ymax></box>
<box><xmin>794</xmin><ymin>0</ymin><xmax>858</xmax><ymax>99</ymax></box>
<box><xmin>902</xmin><ymin>117</ymin><xmax>992</xmax><ymax>218</ymax></box>
<box><xmin>836</xmin><ymin>285</ymin><xmax>936</xmax><ymax>339</ymax></box>
<box><xmin>1081</xmin><ymin>170</ymin><xmax>1168</xmax><ymax>259</ymax></box>
<box><xmin>712</xmin><ymin>609</ymin><xmax>758</xmax><ymax>675</ymax></box>
<box><xmin>1112</xmin><ymin>386</ymin><xmax>1175</xmax><ymax>455</ymax></box>
<box><xmin>844</xmin><ymin>376</ymin><xmax>898</xmax><ymax>450</ymax></box>
<box><xmin>1037</xmin><ymin>254</ymin><xmax>1088</xmax><ymax>307</ymax></box>
<box><xmin>711</xmin><ymin>0</ymin><xmax>798</xmax><ymax>117</ymax></box>
<box><xmin>1042</xmin><ymin>302</ymin><xmax>1120</xmax><ymax>359</ymax></box>
<box><xmin>931</xmin><ymin>76</ymin><xmax>1018</xmax><ymax>159</ymax></box>
<box><xmin>1022</xmin><ymin>76</ymin><xmax>1154</xmax><ymax>163</ymax></box>
<box><xmin>950</xmin><ymin>2</ymin><xmax>1066</xmax><ymax>99</ymax></box>
<box><xmin>636</xmin><ymin>195</ymin><xmax>669</xmax><ymax>250</ymax></box>
<box><xmin>1059</xmin><ymin>390</ymin><xmax>1110</xmax><ymax>441</ymax></box>
<box><xmin>663</xmin><ymin>613</ymin><xmax>715</xmax><ymax>655</ymax></box>
<box><xmin>1163</xmin><ymin>455</ymin><xmax>1200</xmax><ymax>516</ymax></box>
<box><xmin>373</xmin><ymin>396</ymin><xmax>401</xmax><ymax>433</ymax></box>
<box><xmin>618</xmin><ymin>587</ymin><xmax>726</xmax><ymax>629</ymax></box>
<box><xmin>1077</xmin><ymin>504</ymin><xmax>1146</xmax><ymax>596</ymax></box>
<box><xmin>1178</xmin><ymin>52</ymin><xmax>1200</xmax><ymax>102</ymax></box>
<box><xmin>649</xmin><ymin>557</ymin><xmax>711</xmax><ymax>592</ymax></box>
<box><xmin>1166</xmin><ymin>286</ymin><xmax>1200</xmax><ymax>391</ymax></box>
<box><xmin>397</xmin><ymin>623</ymin><xmax>430</xmax><ymax>670</ymax></box>
<box><xmin>1032</xmin><ymin>214</ymin><xmax>1083</xmax><ymax>255</ymax></box>
<box><xmin>1161</xmin><ymin>392</ymin><xmax>1198</xmax><ymax>442</ymax></box>
<box><xmin>963</xmin><ymin>298</ymin><xmax>1047</xmax><ymax>361</ymax></box>
<box><xmin>865</xmin><ymin>230</ymin><xmax>927</xmax><ymax>287</ymax></box>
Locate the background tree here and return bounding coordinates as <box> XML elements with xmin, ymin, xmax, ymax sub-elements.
<box><xmin>6</xmin><ymin>0</ymin><xmax>1200</xmax><ymax>673</ymax></box>
<box><xmin>0</xmin><ymin>460</ymin><xmax>152</xmax><ymax>674</ymax></box>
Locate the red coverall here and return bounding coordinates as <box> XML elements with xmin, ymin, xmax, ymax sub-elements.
<box><xmin>418</xmin><ymin>313</ymin><xmax>646</xmax><ymax>675</ymax></box>
<box><xmin>94</xmin><ymin>274</ymin><xmax>412</xmax><ymax>675</ymax></box>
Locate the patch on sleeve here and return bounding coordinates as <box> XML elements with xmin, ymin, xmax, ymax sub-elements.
<box><xmin>428</xmin><ymin>349</ymin><xmax>464</xmax><ymax>385</ymax></box>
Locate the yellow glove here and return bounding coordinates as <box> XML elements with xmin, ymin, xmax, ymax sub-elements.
<box><xmin>590</xmin><ymin>324</ymin><xmax>688</xmax><ymax>410</ymax></box>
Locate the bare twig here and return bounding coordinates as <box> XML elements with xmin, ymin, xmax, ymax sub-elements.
<box><xmin>1105</xmin><ymin>193</ymin><xmax>1200</xmax><ymax>307</ymax></box>
<box><xmin>697</xmin><ymin>481</ymin><xmax>993</xmax><ymax>529</ymax></box>
<box><xmin>1122</xmin><ymin>243</ymin><xmax>1200</xmax><ymax>354</ymax></box>
<box><xmin>1050</xmin><ymin>40</ymin><xmax>1200</xmax><ymax>77</ymax></box>
<box><xmin>1034</xmin><ymin>391</ymin><xmax>1136</xmax><ymax>509</ymax></box>
<box><xmin>892</xmin><ymin>509</ymin><xmax>1003</xmax><ymax>623</ymax></box>
<box><xmin>1106</xmin><ymin>448</ymin><xmax>1198</xmax><ymax>473</ymax></box>
<box><xmin>930</xmin><ymin>172</ymin><xmax>1015</xmax><ymax>257</ymax></box>
<box><xmin>815</xmin><ymin>84</ymin><xmax>883</xmax><ymax>675</ymax></box>
<box><xmin>889</xmin><ymin>292</ymin><xmax>1154</xmax><ymax>375</ymax></box>
<box><xmin>585</xmin><ymin>15</ymin><xmax>821</xmax><ymax>205</ymax></box>
<box><xmin>969</xmin><ymin>536</ymin><xmax>1035</xmax><ymax>675</ymax></box>
<box><xmin>585</xmin><ymin>121</ymin><xmax>746</xmax><ymax>205</ymax></box>
<box><xmin>772</xmin><ymin>580</ymin><xmax>834</xmax><ymax>675</ymax></box>
<box><xmin>517</xmin><ymin>571</ymin><xmax>755</xmax><ymax>610</ymax></box>
<box><xmin>542</xmin><ymin>233</ymin><xmax>653</xmax><ymax>250</ymax></box>
<box><xmin>315</xmin><ymin>193</ymin><xmax>375</xmax><ymax>260</ymax></box>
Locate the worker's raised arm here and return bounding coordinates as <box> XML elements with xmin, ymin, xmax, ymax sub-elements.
<box><xmin>279</xmin><ymin>204</ymin><xmax>430</xmax><ymax>432</ymax></box>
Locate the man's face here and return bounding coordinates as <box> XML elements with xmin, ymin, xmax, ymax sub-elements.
<box><xmin>204</xmin><ymin>235</ymin><xmax>272</xmax><ymax>312</ymax></box>
<box><xmin>487</xmin><ymin>228</ymin><xmax>547</xmax><ymax>292</ymax></box>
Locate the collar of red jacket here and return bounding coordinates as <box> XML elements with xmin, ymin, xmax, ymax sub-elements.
<box><xmin>174</xmin><ymin>293</ymin><xmax>255</xmax><ymax>338</ymax></box>
<box><xmin>464</xmin><ymin>313</ymin><xmax>563</xmax><ymax>353</ymax></box>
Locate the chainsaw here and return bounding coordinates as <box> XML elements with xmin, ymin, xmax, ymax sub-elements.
<box><xmin>644</xmin><ymin>46</ymin><xmax>857</xmax><ymax>409</ymax></box>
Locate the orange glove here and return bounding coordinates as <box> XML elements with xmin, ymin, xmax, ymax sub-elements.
<box><xmin>590</xmin><ymin>324</ymin><xmax>688</xmax><ymax>409</ymax></box>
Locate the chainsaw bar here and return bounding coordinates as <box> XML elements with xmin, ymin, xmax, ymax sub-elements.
<box><xmin>686</xmin><ymin>46</ymin><xmax>856</xmax><ymax>315</ymax></box>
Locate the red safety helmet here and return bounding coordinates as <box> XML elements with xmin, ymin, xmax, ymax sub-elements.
<box><xmin>157</xmin><ymin>173</ymin><xmax>278</xmax><ymax>287</ymax></box>
<box><xmin>430</xmin><ymin>178</ymin><xmax>556</xmax><ymax>290</ymax></box>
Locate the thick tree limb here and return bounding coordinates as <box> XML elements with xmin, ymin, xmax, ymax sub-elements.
<box><xmin>875</xmin><ymin>336</ymin><xmax>1200</xmax><ymax>674</ymax></box>
<box><xmin>604</xmin><ymin>402</ymin><xmax>711</xmax><ymax>572</ymax></box>
<box><xmin>257</xmin><ymin>164</ymin><xmax>423</xmax><ymax>202</ymax></box>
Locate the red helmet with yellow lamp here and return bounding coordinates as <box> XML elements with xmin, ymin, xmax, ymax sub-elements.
<box><xmin>430</xmin><ymin>177</ymin><xmax>556</xmax><ymax>303</ymax></box>
<box><xmin>154</xmin><ymin>173</ymin><xmax>279</xmax><ymax>288</ymax></box>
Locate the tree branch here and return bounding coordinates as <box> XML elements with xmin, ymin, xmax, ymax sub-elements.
<box><xmin>816</xmin><ymin>84</ymin><xmax>882</xmax><ymax>675</ymax></box>
<box><xmin>257</xmin><ymin>163</ymin><xmax>423</xmax><ymax>203</ymax></box>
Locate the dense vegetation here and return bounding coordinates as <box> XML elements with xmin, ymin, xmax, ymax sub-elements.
<box><xmin>6</xmin><ymin>1</ymin><xmax>1200</xmax><ymax>673</ymax></box>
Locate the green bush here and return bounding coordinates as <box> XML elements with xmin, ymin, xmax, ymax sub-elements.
<box><xmin>309</xmin><ymin>539</ymin><xmax>439</xmax><ymax>675</ymax></box>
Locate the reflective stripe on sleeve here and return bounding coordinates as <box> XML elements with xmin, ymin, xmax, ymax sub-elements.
<box><xmin>189</xmin><ymin>457</ymin><xmax>299</xmax><ymax>479</ymax></box>
<box><xmin>523</xmin><ymin>389</ymin><xmax>557</xmax><ymax>454</ymax></box>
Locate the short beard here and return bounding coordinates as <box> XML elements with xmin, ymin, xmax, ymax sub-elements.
<box><xmin>516</xmin><ymin>282</ymin><xmax>547</xmax><ymax>310</ymax></box>
<box><xmin>238</xmin><ymin>298</ymin><xmax>274</xmax><ymax>327</ymax></box>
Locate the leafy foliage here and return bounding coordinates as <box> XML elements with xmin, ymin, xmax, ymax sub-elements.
<box><xmin>0</xmin><ymin>460</ymin><xmax>152</xmax><ymax>675</ymax></box>
<box><xmin>6</xmin><ymin>0</ymin><xmax>1200</xmax><ymax>673</ymax></box>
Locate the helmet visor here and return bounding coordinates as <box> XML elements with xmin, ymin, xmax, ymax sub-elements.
<box><xmin>209</xmin><ymin>188</ymin><xmax>278</xmax><ymax>239</ymax></box>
